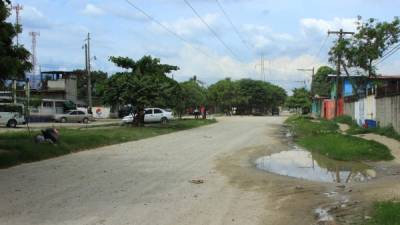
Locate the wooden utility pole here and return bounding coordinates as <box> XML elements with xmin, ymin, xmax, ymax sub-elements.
<box><xmin>297</xmin><ymin>67</ymin><xmax>314</xmax><ymax>89</ymax></box>
<box><xmin>328</xmin><ymin>29</ymin><xmax>354</xmax><ymax>117</ymax></box>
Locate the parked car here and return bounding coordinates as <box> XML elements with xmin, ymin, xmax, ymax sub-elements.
<box><xmin>53</xmin><ymin>110</ymin><xmax>91</xmax><ymax>123</ymax></box>
<box><xmin>0</xmin><ymin>103</ymin><xmax>25</xmax><ymax>128</ymax></box>
<box><xmin>121</xmin><ymin>108</ymin><xmax>173</xmax><ymax>124</ymax></box>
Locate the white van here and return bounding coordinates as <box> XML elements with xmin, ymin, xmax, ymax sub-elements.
<box><xmin>0</xmin><ymin>104</ymin><xmax>25</xmax><ymax>128</ymax></box>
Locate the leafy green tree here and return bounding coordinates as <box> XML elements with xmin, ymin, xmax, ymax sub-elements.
<box><xmin>103</xmin><ymin>55</ymin><xmax>179</xmax><ymax>125</ymax></box>
<box><xmin>235</xmin><ymin>79</ymin><xmax>286</xmax><ymax>114</ymax></box>
<box><xmin>286</xmin><ymin>88</ymin><xmax>311</xmax><ymax>113</ymax></box>
<box><xmin>207</xmin><ymin>78</ymin><xmax>239</xmax><ymax>113</ymax></box>
<box><xmin>73</xmin><ymin>70</ymin><xmax>108</xmax><ymax>105</ymax></box>
<box><xmin>329</xmin><ymin>17</ymin><xmax>400</xmax><ymax>77</ymax></box>
<box><xmin>180</xmin><ymin>77</ymin><xmax>207</xmax><ymax>113</ymax></box>
<box><xmin>311</xmin><ymin>66</ymin><xmax>335</xmax><ymax>97</ymax></box>
<box><xmin>0</xmin><ymin>0</ymin><xmax>32</xmax><ymax>83</ymax></box>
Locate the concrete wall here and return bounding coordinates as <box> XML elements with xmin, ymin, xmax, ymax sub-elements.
<box><xmin>65</xmin><ymin>76</ymin><xmax>77</xmax><ymax>102</ymax></box>
<box><xmin>344</xmin><ymin>102</ymin><xmax>355</xmax><ymax>120</ymax></box>
<box><xmin>376</xmin><ymin>95</ymin><xmax>400</xmax><ymax>133</ymax></box>
<box><xmin>47</xmin><ymin>80</ymin><xmax>65</xmax><ymax>90</ymax></box>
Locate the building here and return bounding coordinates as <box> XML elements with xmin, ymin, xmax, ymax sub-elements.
<box><xmin>316</xmin><ymin>74</ymin><xmax>400</xmax><ymax>133</ymax></box>
<box><xmin>31</xmin><ymin>71</ymin><xmax>78</xmax><ymax>102</ymax></box>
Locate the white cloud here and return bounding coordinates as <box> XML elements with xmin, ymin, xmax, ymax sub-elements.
<box><xmin>20</xmin><ymin>5</ymin><xmax>52</xmax><ymax>29</ymax></box>
<box><xmin>301</xmin><ymin>17</ymin><xmax>358</xmax><ymax>35</ymax></box>
<box><xmin>82</xmin><ymin>4</ymin><xmax>105</xmax><ymax>16</ymax></box>
<box><xmin>169</xmin><ymin>44</ymin><xmax>323</xmax><ymax>91</ymax></box>
<box><xmin>160</xmin><ymin>14</ymin><xmax>219</xmax><ymax>36</ymax></box>
<box><xmin>241</xmin><ymin>24</ymin><xmax>295</xmax><ymax>53</ymax></box>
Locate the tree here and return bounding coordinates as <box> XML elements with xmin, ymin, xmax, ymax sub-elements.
<box><xmin>207</xmin><ymin>78</ymin><xmax>238</xmax><ymax>113</ymax></box>
<box><xmin>235</xmin><ymin>79</ymin><xmax>286</xmax><ymax>114</ymax></box>
<box><xmin>73</xmin><ymin>70</ymin><xmax>108</xmax><ymax>105</ymax></box>
<box><xmin>179</xmin><ymin>77</ymin><xmax>207</xmax><ymax>114</ymax></box>
<box><xmin>286</xmin><ymin>88</ymin><xmax>311</xmax><ymax>113</ymax></box>
<box><xmin>311</xmin><ymin>66</ymin><xmax>335</xmax><ymax>97</ymax></box>
<box><xmin>329</xmin><ymin>17</ymin><xmax>400</xmax><ymax>77</ymax></box>
<box><xmin>103</xmin><ymin>55</ymin><xmax>179</xmax><ymax>125</ymax></box>
<box><xmin>0</xmin><ymin>0</ymin><xmax>32</xmax><ymax>83</ymax></box>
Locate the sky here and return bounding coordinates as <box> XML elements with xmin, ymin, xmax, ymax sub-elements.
<box><xmin>8</xmin><ymin>0</ymin><xmax>400</xmax><ymax>92</ymax></box>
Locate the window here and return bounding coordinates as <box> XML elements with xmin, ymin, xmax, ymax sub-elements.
<box><xmin>55</xmin><ymin>102</ymin><xmax>64</xmax><ymax>108</ymax></box>
<box><xmin>43</xmin><ymin>101</ymin><xmax>53</xmax><ymax>108</ymax></box>
<box><xmin>154</xmin><ymin>109</ymin><xmax>162</xmax><ymax>114</ymax></box>
<box><xmin>70</xmin><ymin>111</ymin><xmax>78</xmax><ymax>115</ymax></box>
<box><xmin>145</xmin><ymin>109</ymin><xmax>153</xmax><ymax>115</ymax></box>
<box><xmin>77</xmin><ymin>111</ymin><xmax>85</xmax><ymax>115</ymax></box>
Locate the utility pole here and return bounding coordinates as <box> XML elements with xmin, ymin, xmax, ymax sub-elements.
<box><xmin>261</xmin><ymin>54</ymin><xmax>265</xmax><ymax>82</ymax></box>
<box><xmin>297</xmin><ymin>67</ymin><xmax>315</xmax><ymax>76</ymax></box>
<box><xmin>29</xmin><ymin>31</ymin><xmax>40</xmax><ymax>74</ymax></box>
<box><xmin>255</xmin><ymin>54</ymin><xmax>266</xmax><ymax>81</ymax></box>
<box><xmin>85</xmin><ymin>33</ymin><xmax>92</xmax><ymax>110</ymax></box>
<box><xmin>328</xmin><ymin>29</ymin><xmax>354</xmax><ymax>117</ymax></box>
<box><xmin>12</xmin><ymin>4</ymin><xmax>23</xmax><ymax>46</ymax></box>
<box><xmin>297</xmin><ymin>68</ymin><xmax>314</xmax><ymax>90</ymax></box>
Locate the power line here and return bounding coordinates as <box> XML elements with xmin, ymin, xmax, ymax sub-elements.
<box><xmin>315</xmin><ymin>34</ymin><xmax>330</xmax><ymax>60</ymax></box>
<box><xmin>214</xmin><ymin>0</ymin><xmax>253</xmax><ymax>52</ymax></box>
<box><xmin>124</xmin><ymin>0</ymin><xmax>212</xmax><ymax>58</ymax></box>
<box><xmin>183</xmin><ymin>0</ymin><xmax>240</xmax><ymax>60</ymax></box>
<box><xmin>374</xmin><ymin>43</ymin><xmax>400</xmax><ymax>66</ymax></box>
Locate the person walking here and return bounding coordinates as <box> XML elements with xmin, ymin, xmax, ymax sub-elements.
<box><xmin>200</xmin><ymin>105</ymin><xmax>206</xmax><ymax>119</ymax></box>
<box><xmin>194</xmin><ymin>107</ymin><xmax>199</xmax><ymax>119</ymax></box>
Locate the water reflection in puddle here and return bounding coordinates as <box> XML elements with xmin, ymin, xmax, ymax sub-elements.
<box><xmin>256</xmin><ymin>147</ymin><xmax>376</xmax><ymax>183</ymax></box>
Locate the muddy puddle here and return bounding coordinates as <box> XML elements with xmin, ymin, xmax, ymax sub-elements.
<box><xmin>255</xmin><ymin>147</ymin><xmax>376</xmax><ymax>183</ymax></box>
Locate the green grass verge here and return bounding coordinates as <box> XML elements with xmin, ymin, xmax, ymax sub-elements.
<box><xmin>0</xmin><ymin>119</ymin><xmax>216</xmax><ymax>168</ymax></box>
<box><xmin>298</xmin><ymin>133</ymin><xmax>394</xmax><ymax>161</ymax></box>
<box><xmin>368</xmin><ymin>201</ymin><xmax>400</xmax><ymax>225</ymax></box>
<box><xmin>286</xmin><ymin>116</ymin><xmax>394</xmax><ymax>161</ymax></box>
<box><xmin>334</xmin><ymin>115</ymin><xmax>400</xmax><ymax>141</ymax></box>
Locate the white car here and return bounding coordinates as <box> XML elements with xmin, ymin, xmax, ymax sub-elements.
<box><xmin>0</xmin><ymin>104</ymin><xmax>25</xmax><ymax>128</ymax></box>
<box><xmin>122</xmin><ymin>108</ymin><xmax>173</xmax><ymax>124</ymax></box>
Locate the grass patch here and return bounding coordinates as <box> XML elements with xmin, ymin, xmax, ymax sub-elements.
<box><xmin>368</xmin><ymin>201</ymin><xmax>400</xmax><ymax>225</ymax></box>
<box><xmin>334</xmin><ymin>115</ymin><xmax>400</xmax><ymax>142</ymax></box>
<box><xmin>333</xmin><ymin>115</ymin><xmax>354</xmax><ymax>126</ymax></box>
<box><xmin>0</xmin><ymin>119</ymin><xmax>216</xmax><ymax>168</ymax></box>
<box><xmin>298</xmin><ymin>133</ymin><xmax>393</xmax><ymax>161</ymax></box>
<box><xmin>285</xmin><ymin>116</ymin><xmax>339</xmax><ymax>138</ymax></box>
<box><xmin>286</xmin><ymin>115</ymin><xmax>394</xmax><ymax>161</ymax></box>
<box><xmin>348</xmin><ymin>125</ymin><xmax>400</xmax><ymax>142</ymax></box>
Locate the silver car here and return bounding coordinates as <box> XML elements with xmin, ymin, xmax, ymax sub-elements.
<box><xmin>54</xmin><ymin>110</ymin><xmax>91</xmax><ymax>123</ymax></box>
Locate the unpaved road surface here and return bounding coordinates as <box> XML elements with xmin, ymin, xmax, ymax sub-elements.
<box><xmin>1</xmin><ymin>116</ymin><xmax>399</xmax><ymax>225</ymax></box>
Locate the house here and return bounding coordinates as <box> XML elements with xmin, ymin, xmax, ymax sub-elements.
<box><xmin>311</xmin><ymin>95</ymin><xmax>328</xmax><ymax>118</ymax></box>
<box><xmin>28</xmin><ymin>71</ymin><xmax>79</xmax><ymax>122</ymax></box>
<box><xmin>321</xmin><ymin>74</ymin><xmax>400</xmax><ymax>133</ymax></box>
<box><xmin>31</xmin><ymin>71</ymin><xmax>78</xmax><ymax>102</ymax></box>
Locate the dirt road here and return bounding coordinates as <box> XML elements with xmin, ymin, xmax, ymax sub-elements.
<box><xmin>2</xmin><ymin>116</ymin><xmax>397</xmax><ymax>225</ymax></box>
